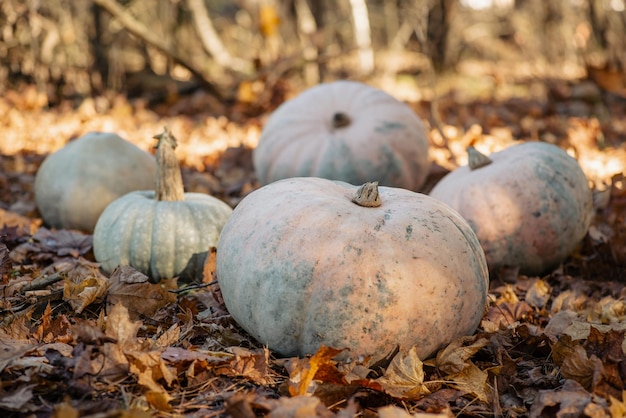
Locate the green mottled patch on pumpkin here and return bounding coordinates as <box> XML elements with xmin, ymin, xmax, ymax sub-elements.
<box><xmin>374</xmin><ymin>121</ymin><xmax>405</xmax><ymax>133</ymax></box>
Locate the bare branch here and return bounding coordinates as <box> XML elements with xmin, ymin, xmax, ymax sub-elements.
<box><xmin>93</xmin><ymin>0</ymin><xmax>224</xmax><ymax>100</ymax></box>
<box><xmin>186</xmin><ymin>0</ymin><xmax>251</xmax><ymax>74</ymax></box>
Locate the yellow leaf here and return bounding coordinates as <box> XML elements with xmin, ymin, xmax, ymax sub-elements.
<box><xmin>376</xmin><ymin>346</ymin><xmax>430</xmax><ymax>400</ymax></box>
<box><xmin>609</xmin><ymin>392</ymin><xmax>626</xmax><ymax>418</ymax></box>
<box><xmin>63</xmin><ymin>274</ymin><xmax>110</xmax><ymax>314</ymax></box>
<box><xmin>145</xmin><ymin>390</ymin><xmax>173</xmax><ymax>412</ymax></box>
<box><xmin>52</xmin><ymin>401</ymin><xmax>79</xmax><ymax>418</ymax></box>
<box><xmin>525</xmin><ymin>278</ymin><xmax>551</xmax><ymax>308</ymax></box>
<box><xmin>259</xmin><ymin>5</ymin><xmax>280</xmax><ymax>38</ymax></box>
<box><xmin>446</xmin><ymin>362</ymin><xmax>492</xmax><ymax>403</ymax></box>
<box><xmin>287</xmin><ymin>345</ymin><xmax>344</xmax><ymax>396</ymax></box>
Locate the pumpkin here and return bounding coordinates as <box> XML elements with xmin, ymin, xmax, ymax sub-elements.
<box><xmin>429</xmin><ymin>142</ymin><xmax>593</xmax><ymax>276</ymax></box>
<box><xmin>216</xmin><ymin>177</ymin><xmax>489</xmax><ymax>361</ymax></box>
<box><xmin>93</xmin><ymin>128</ymin><xmax>233</xmax><ymax>282</ymax></box>
<box><xmin>253</xmin><ymin>80</ymin><xmax>430</xmax><ymax>191</ymax></box>
<box><xmin>34</xmin><ymin>132</ymin><xmax>157</xmax><ymax>232</ymax></box>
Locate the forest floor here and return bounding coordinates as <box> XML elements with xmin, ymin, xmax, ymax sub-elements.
<box><xmin>1</xmin><ymin>59</ymin><xmax>626</xmax><ymax>417</ymax></box>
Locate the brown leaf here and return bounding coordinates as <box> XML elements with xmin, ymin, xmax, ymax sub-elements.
<box><xmin>544</xmin><ymin>310</ymin><xmax>580</xmax><ymax>341</ymax></box>
<box><xmin>127</xmin><ymin>350</ymin><xmax>177</xmax><ymax>390</ymax></box>
<box><xmin>52</xmin><ymin>401</ymin><xmax>79</xmax><ymax>418</ymax></box>
<box><xmin>426</xmin><ymin>335</ymin><xmax>489</xmax><ymax>375</ymax></box>
<box><xmin>155</xmin><ymin>323</ymin><xmax>181</xmax><ymax>348</ymax></box>
<box><xmin>529</xmin><ymin>379</ymin><xmax>593</xmax><ymax>418</ymax></box>
<box><xmin>482</xmin><ymin>301</ymin><xmax>533</xmax><ymax>330</ymax></box>
<box><xmin>11</xmin><ymin>228</ymin><xmax>92</xmax><ymax>262</ymax></box>
<box><xmin>376</xmin><ymin>346</ymin><xmax>430</xmax><ymax>400</ymax></box>
<box><xmin>63</xmin><ymin>271</ymin><xmax>110</xmax><ymax>314</ymax></box>
<box><xmin>221</xmin><ymin>346</ymin><xmax>274</xmax><ymax>385</ymax></box>
<box><xmin>107</xmin><ymin>266</ymin><xmax>177</xmax><ymax>320</ymax></box>
<box><xmin>560</xmin><ymin>344</ymin><xmax>602</xmax><ymax>391</ymax></box>
<box><xmin>100</xmin><ymin>303</ymin><xmax>143</xmax><ymax>379</ymax></box>
<box><xmin>0</xmin><ymin>385</ymin><xmax>36</xmax><ymax>412</ymax></box>
<box><xmin>266</xmin><ymin>396</ymin><xmax>334</xmax><ymax>418</ymax></box>
<box><xmin>0</xmin><ymin>243</ymin><xmax>11</xmax><ymax>284</ymax></box>
<box><xmin>145</xmin><ymin>390</ymin><xmax>173</xmax><ymax>412</ymax></box>
<box><xmin>445</xmin><ymin>363</ymin><xmax>492</xmax><ymax>403</ymax></box>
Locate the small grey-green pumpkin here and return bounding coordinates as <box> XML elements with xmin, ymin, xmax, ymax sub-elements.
<box><xmin>93</xmin><ymin>128</ymin><xmax>233</xmax><ymax>282</ymax></box>
<box><xmin>34</xmin><ymin>132</ymin><xmax>157</xmax><ymax>232</ymax></box>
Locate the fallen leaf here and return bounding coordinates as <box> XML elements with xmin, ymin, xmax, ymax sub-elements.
<box><xmin>266</xmin><ymin>395</ymin><xmax>333</xmax><ymax>418</ymax></box>
<box><xmin>560</xmin><ymin>344</ymin><xmax>602</xmax><ymax>391</ymax></box>
<box><xmin>100</xmin><ymin>303</ymin><xmax>143</xmax><ymax>379</ymax></box>
<box><xmin>63</xmin><ymin>272</ymin><xmax>110</xmax><ymax>314</ymax></box>
<box><xmin>609</xmin><ymin>392</ymin><xmax>626</xmax><ymax>418</ymax></box>
<box><xmin>286</xmin><ymin>346</ymin><xmax>345</xmax><ymax>397</ymax></box>
<box><xmin>376</xmin><ymin>346</ymin><xmax>430</xmax><ymax>400</ymax></box>
<box><xmin>107</xmin><ymin>266</ymin><xmax>177</xmax><ymax>319</ymax></box>
<box><xmin>0</xmin><ymin>385</ymin><xmax>36</xmax><ymax>412</ymax></box>
<box><xmin>145</xmin><ymin>390</ymin><xmax>173</xmax><ymax>412</ymax></box>
<box><xmin>426</xmin><ymin>335</ymin><xmax>489</xmax><ymax>375</ymax></box>
<box><xmin>529</xmin><ymin>379</ymin><xmax>593</xmax><ymax>418</ymax></box>
<box><xmin>446</xmin><ymin>362</ymin><xmax>492</xmax><ymax>403</ymax></box>
<box><xmin>220</xmin><ymin>346</ymin><xmax>274</xmax><ymax>385</ymax></box>
<box><xmin>525</xmin><ymin>279</ymin><xmax>551</xmax><ymax>308</ymax></box>
<box><xmin>52</xmin><ymin>401</ymin><xmax>79</xmax><ymax>418</ymax></box>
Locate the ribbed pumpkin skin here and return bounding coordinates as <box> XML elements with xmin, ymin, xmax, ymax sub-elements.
<box><xmin>93</xmin><ymin>191</ymin><xmax>232</xmax><ymax>281</ymax></box>
<box><xmin>35</xmin><ymin>132</ymin><xmax>156</xmax><ymax>232</ymax></box>
<box><xmin>253</xmin><ymin>81</ymin><xmax>430</xmax><ymax>191</ymax></box>
<box><xmin>216</xmin><ymin>177</ymin><xmax>489</xmax><ymax>362</ymax></box>
<box><xmin>430</xmin><ymin>142</ymin><xmax>593</xmax><ymax>276</ymax></box>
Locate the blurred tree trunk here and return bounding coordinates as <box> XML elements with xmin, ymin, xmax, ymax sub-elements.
<box><xmin>348</xmin><ymin>0</ymin><xmax>374</xmax><ymax>75</ymax></box>
<box><xmin>93</xmin><ymin>0</ymin><xmax>224</xmax><ymax>99</ymax></box>
<box><xmin>588</xmin><ymin>0</ymin><xmax>626</xmax><ymax>69</ymax></box>
<box><xmin>426</xmin><ymin>0</ymin><xmax>454</xmax><ymax>72</ymax></box>
<box><xmin>294</xmin><ymin>0</ymin><xmax>320</xmax><ymax>84</ymax></box>
<box><xmin>186</xmin><ymin>0</ymin><xmax>250</xmax><ymax>73</ymax></box>
<box><xmin>90</xmin><ymin>3</ymin><xmax>108</xmax><ymax>94</ymax></box>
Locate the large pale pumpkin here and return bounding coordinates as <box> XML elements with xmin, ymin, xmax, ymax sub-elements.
<box><xmin>93</xmin><ymin>128</ymin><xmax>233</xmax><ymax>282</ymax></box>
<box><xmin>253</xmin><ymin>80</ymin><xmax>430</xmax><ymax>191</ymax></box>
<box><xmin>430</xmin><ymin>142</ymin><xmax>593</xmax><ymax>276</ymax></box>
<box><xmin>34</xmin><ymin>132</ymin><xmax>157</xmax><ymax>232</ymax></box>
<box><xmin>216</xmin><ymin>177</ymin><xmax>489</xmax><ymax>362</ymax></box>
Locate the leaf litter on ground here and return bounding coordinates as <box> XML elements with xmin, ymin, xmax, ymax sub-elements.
<box><xmin>1</xmin><ymin>74</ymin><xmax>626</xmax><ymax>416</ymax></box>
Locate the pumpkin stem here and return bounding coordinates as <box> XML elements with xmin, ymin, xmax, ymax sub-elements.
<box><xmin>352</xmin><ymin>182</ymin><xmax>381</xmax><ymax>207</ymax></box>
<box><xmin>332</xmin><ymin>112</ymin><xmax>351</xmax><ymax>129</ymax></box>
<box><xmin>154</xmin><ymin>127</ymin><xmax>185</xmax><ymax>201</ymax></box>
<box><xmin>467</xmin><ymin>146</ymin><xmax>493</xmax><ymax>170</ymax></box>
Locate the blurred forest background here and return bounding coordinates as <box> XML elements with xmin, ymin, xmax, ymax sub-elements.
<box><xmin>1</xmin><ymin>0</ymin><xmax>626</xmax><ymax>113</ymax></box>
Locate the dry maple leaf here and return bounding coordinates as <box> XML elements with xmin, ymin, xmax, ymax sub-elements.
<box><xmin>425</xmin><ymin>335</ymin><xmax>489</xmax><ymax>375</ymax></box>
<box><xmin>63</xmin><ymin>273</ymin><xmax>110</xmax><ymax>314</ymax></box>
<box><xmin>98</xmin><ymin>302</ymin><xmax>144</xmax><ymax>380</ymax></box>
<box><xmin>106</xmin><ymin>266</ymin><xmax>177</xmax><ymax>320</ymax></box>
<box><xmin>225</xmin><ymin>346</ymin><xmax>275</xmax><ymax>385</ymax></box>
<box><xmin>376</xmin><ymin>346</ymin><xmax>430</xmax><ymax>400</ymax></box>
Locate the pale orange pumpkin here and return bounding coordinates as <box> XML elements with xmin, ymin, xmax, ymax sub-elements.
<box><xmin>430</xmin><ymin>142</ymin><xmax>593</xmax><ymax>276</ymax></box>
<box><xmin>216</xmin><ymin>177</ymin><xmax>489</xmax><ymax>362</ymax></box>
<box><xmin>253</xmin><ymin>81</ymin><xmax>430</xmax><ymax>191</ymax></box>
